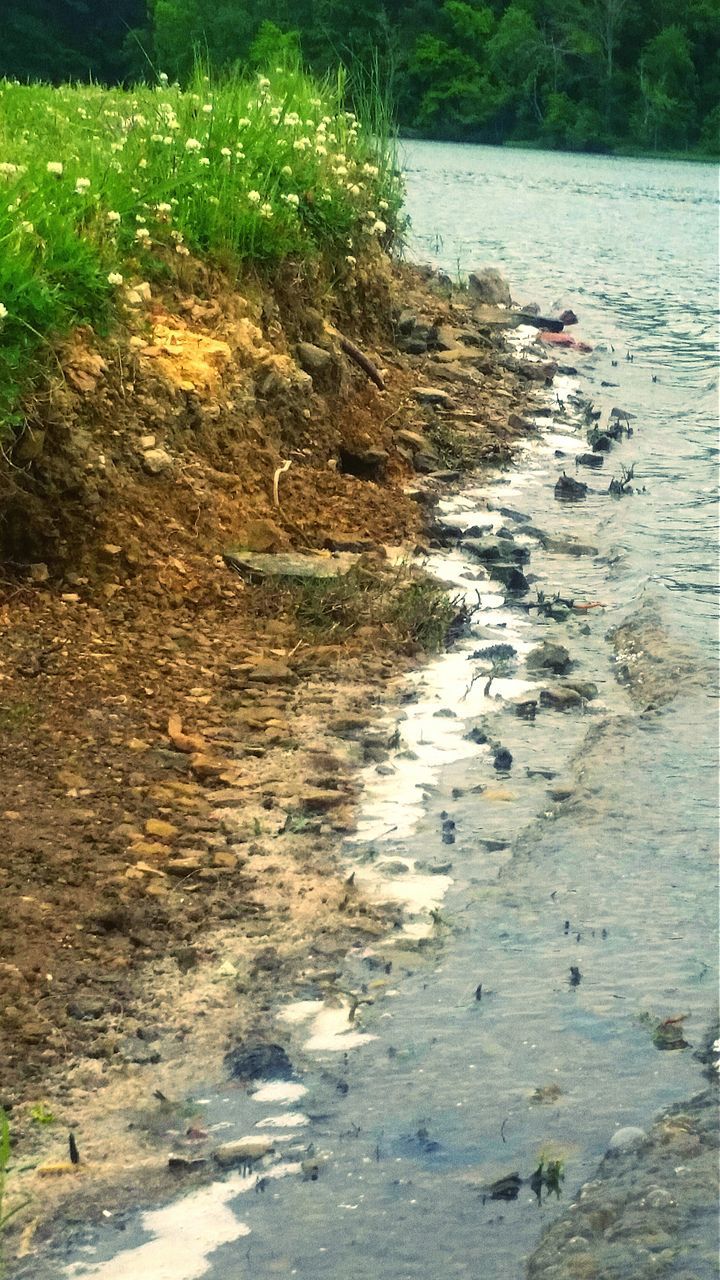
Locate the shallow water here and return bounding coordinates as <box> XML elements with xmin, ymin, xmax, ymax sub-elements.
<box><xmin>47</xmin><ymin>147</ymin><xmax>718</xmax><ymax>1280</ymax></box>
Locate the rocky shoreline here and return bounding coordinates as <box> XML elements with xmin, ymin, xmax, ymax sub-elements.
<box><xmin>0</xmin><ymin>260</ymin><xmax>560</xmax><ymax>1260</ymax></box>
<box><xmin>527</xmin><ymin>1032</ymin><xmax>719</xmax><ymax>1280</ymax></box>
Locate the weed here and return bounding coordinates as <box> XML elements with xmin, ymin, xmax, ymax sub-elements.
<box><xmin>0</xmin><ymin>63</ymin><xmax>403</xmax><ymax>433</ymax></box>
<box><xmin>0</xmin><ymin>702</ymin><xmax>33</xmax><ymax>732</ymax></box>
<box><xmin>29</xmin><ymin>1102</ymin><xmax>56</xmax><ymax>1126</ymax></box>
<box><xmin>256</xmin><ymin>564</ymin><xmax>455</xmax><ymax>654</ymax></box>
<box><xmin>0</xmin><ymin>1107</ymin><xmax>29</xmax><ymax>1253</ymax></box>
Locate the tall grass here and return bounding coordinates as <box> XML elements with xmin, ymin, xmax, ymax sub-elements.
<box><xmin>0</xmin><ymin>63</ymin><xmax>403</xmax><ymax>432</ymax></box>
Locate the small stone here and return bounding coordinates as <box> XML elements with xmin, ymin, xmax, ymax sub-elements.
<box><xmin>168</xmin><ymin>1155</ymin><xmax>208</xmax><ymax>1172</ymax></box>
<box><xmin>415</xmin><ymin>386</ymin><xmax>453</xmax><ymax>409</ymax></box>
<box><xmin>607</xmin><ymin>1125</ymin><xmax>646</xmax><ymax>1153</ymax></box>
<box><xmin>129</xmin><ymin>840</ymin><xmax>171</xmax><ymax>858</ymax></box>
<box><xmin>67</xmin><ymin>997</ymin><xmax>105</xmax><ymax>1021</ymax></box>
<box><xmin>247</xmin><ymin>659</ymin><xmax>295</xmax><ymax>683</ymax></box>
<box><xmin>539</xmin><ymin>685</ymin><xmax>583</xmax><ymax>710</ymax></box>
<box><xmin>29</xmin><ymin>562</ymin><xmax>49</xmax><ymax>583</ymax></box>
<box><xmin>555</xmin><ymin>473</ymin><xmax>588</xmax><ymax>501</ymax></box>
<box><xmin>224</xmin><ymin>1042</ymin><xmax>294</xmax><ymax>1081</ymax></box>
<box><xmin>139</xmin><ymin>435</ymin><xmax>156</xmax><ymax>450</ymax></box>
<box><xmin>468</xmin><ymin>268</ymin><xmax>511</xmax><ymax>306</ymax></box>
<box><xmin>526</xmin><ymin>642</ymin><xmax>573</xmax><ymax>675</ymax></box>
<box><xmin>145</xmin><ymin>818</ymin><xmax>179</xmax><ymax>840</ymax></box>
<box><xmin>142</xmin><ymin>447</ymin><xmax>173</xmax><ymax>475</ymax></box>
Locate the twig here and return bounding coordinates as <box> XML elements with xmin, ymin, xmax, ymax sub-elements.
<box><xmin>273</xmin><ymin>459</ymin><xmax>292</xmax><ymax>508</ymax></box>
<box><xmin>338</xmin><ymin>336</ymin><xmax>386</xmax><ymax>390</ymax></box>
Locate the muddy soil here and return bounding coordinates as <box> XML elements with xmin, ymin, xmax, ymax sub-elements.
<box><xmin>0</xmin><ymin>261</ymin><xmax>550</xmax><ymax>1247</ymax></box>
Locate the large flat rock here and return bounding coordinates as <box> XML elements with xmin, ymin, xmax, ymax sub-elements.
<box><xmin>224</xmin><ymin>551</ymin><xmax>359</xmax><ymax>581</ymax></box>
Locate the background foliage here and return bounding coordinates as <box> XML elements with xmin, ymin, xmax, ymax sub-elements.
<box><xmin>2</xmin><ymin>0</ymin><xmax>718</xmax><ymax>154</ymax></box>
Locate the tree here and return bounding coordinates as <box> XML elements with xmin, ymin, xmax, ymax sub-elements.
<box><xmin>634</xmin><ymin>26</ymin><xmax>698</xmax><ymax>147</ymax></box>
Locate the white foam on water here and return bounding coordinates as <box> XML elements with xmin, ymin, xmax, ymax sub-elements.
<box><xmin>278</xmin><ymin>999</ymin><xmax>324</xmax><ymax>1025</ymax></box>
<box><xmin>64</xmin><ymin>1163</ymin><xmax>299</xmax><ymax>1280</ymax></box>
<box><xmin>303</xmin><ymin>1002</ymin><xmax>377</xmax><ymax>1053</ymax></box>
<box><xmin>250</xmin><ymin>1081</ymin><xmax>308</xmax><ymax>1104</ymax></box>
<box><xmin>256</xmin><ymin>1112</ymin><xmax>309</xmax><ymax>1129</ymax></box>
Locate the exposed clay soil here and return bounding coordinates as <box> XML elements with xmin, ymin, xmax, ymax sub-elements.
<box><xmin>0</xmin><ymin>257</ymin><xmax>555</xmax><ymax>1243</ymax></box>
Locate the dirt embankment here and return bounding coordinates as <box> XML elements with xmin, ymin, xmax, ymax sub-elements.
<box><xmin>0</xmin><ymin>254</ymin><xmax>556</xmax><ymax>1240</ymax></box>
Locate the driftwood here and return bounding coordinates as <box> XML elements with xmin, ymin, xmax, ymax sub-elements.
<box><xmin>338</xmin><ymin>336</ymin><xmax>385</xmax><ymax>390</ymax></box>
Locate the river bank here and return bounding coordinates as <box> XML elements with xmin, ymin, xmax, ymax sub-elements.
<box><xmin>0</xmin><ymin>254</ymin><xmax>558</xmax><ymax>1261</ymax></box>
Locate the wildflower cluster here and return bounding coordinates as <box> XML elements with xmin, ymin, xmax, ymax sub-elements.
<box><xmin>0</xmin><ymin>65</ymin><xmax>403</xmax><ymax>431</ymax></box>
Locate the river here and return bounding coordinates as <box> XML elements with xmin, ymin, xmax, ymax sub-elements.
<box><xmin>40</xmin><ymin>144</ymin><xmax>719</xmax><ymax>1280</ymax></box>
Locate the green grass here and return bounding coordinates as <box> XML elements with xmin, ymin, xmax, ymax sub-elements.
<box><xmin>0</xmin><ymin>1107</ymin><xmax>28</xmax><ymax>1259</ymax></box>
<box><xmin>256</xmin><ymin>564</ymin><xmax>456</xmax><ymax>654</ymax></box>
<box><xmin>0</xmin><ymin>63</ymin><xmax>403</xmax><ymax>434</ymax></box>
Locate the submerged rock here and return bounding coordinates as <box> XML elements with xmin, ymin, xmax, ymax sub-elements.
<box><xmin>539</xmin><ymin>685</ymin><xmax>583</xmax><ymax>710</ymax></box>
<box><xmin>462</xmin><ymin>535</ymin><xmax>530</xmax><ymax>566</ymax></box>
<box><xmin>493</xmin><ymin>746</ymin><xmax>513</xmax><ymax>771</ymax></box>
<box><xmin>526</xmin><ymin>641</ymin><xmax>573</xmax><ymax>675</ymax></box>
<box><xmin>555</xmin><ymin>473</ymin><xmax>588</xmax><ymax>501</ymax></box>
<box><xmin>224</xmin><ymin>1042</ymin><xmax>294</xmax><ymax>1081</ymax></box>
<box><xmin>213</xmin><ymin>1136</ymin><xmax>275</xmax><ymax>1168</ymax></box>
<box><xmin>489</xmin><ymin>564</ymin><xmax>530</xmax><ymax>593</ymax></box>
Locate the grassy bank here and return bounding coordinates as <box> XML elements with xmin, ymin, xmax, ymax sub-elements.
<box><xmin>0</xmin><ymin>65</ymin><xmax>402</xmax><ymax>432</ymax></box>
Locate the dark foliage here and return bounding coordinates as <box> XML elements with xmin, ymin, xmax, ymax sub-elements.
<box><xmin>3</xmin><ymin>0</ymin><xmax>718</xmax><ymax>153</ymax></box>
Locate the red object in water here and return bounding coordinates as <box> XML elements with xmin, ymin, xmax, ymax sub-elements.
<box><xmin>539</xmin><ymin>331</ymin><xmax>593</xmax><ymax>352</ymax></box>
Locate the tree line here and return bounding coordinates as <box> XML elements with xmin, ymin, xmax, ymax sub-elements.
<box><xmin>3</xmin><ymin>0</ymin><xmax>719</xmax><ymax>154</ymax></box>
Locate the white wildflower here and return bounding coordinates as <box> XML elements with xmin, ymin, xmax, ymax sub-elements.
<box><xmin>237</xmin><ymin>117</ymin><xmax>251</xmax><ymax>128</ymax></box>
<box><xmin>284</xmin><ymin>112</ymin><xmax>300</xmax><ymax>127</ymax></box>
<box><xmin>138</xmin><ymin>157</ymin><xmax>148</xmax><ymax>168</ymax></box>
<box><xmin>315</xmin><ymin>144</ymin><xmax>327</xmax><ymax>157</ymax></box>
<box><xmin>107</xmin><ymin>272</ymin><xmax>124</xmax><ymax>286</ymax></box>
<box><xmin>247</xmin><ymin>190</ymin><xmax>261</xmax><ymax>205</ymax></box>
<box><xmin>74</xmin><ymin>177</ymin><xmax>91</xmax><ymax>195</ymax></box>
<box><xmin>46</xmin><ymin>161</ymin><xmax>63</xmax><ymax>176</ymax></box>
<box><xmin>378</xmin><ymin>199</ymin><xmax>389</xmax><ymax>210</ymax></box>
<box><xmin>220</xmin><ymin>147</ymin><xmax>232</xmax><ymax>158</ymax></box>
<box><xmin>159</xmin><ymin>72</ymin><xmax>169</xmax><ymax>84</ymax></box>
<box><xmin>258</xmin><ymin>76</ymin><xmax>270</xmax><ymax>89</ymax></box>
<box><xmin>155</xmin><ymin>202</ymin><xmax>172</xmax><ymax>214</ymax></box>
<box><xmin>345</xmin><ymin>255</ymin><xmax>357</xmax><ymax>266</ymax></box>
<box><xmin>199</xmin><ymin>156</ymin><xmax>210</xmax><ymax>166</ymax></box>
<box><xmin>281</xmin><ymin>165</ymin><xmax>293</xmax><ymax>176</ymax></box>
<box><xmin>0</xmin><ymin>302</ymin><xmax>7</xmax><ymax>322</ymax></box>
<box><xmin>202</xmin><ymin>103</ymin><xmax>213</xmax><ymax>113</ymax></box>
<box><xmin>185</xmin><ymin>137</ymin><xmax>202</xmax><ymax>152</ymax></box>
<box><xmin>259</xmin><ymin>202</ymin><xmax>273</xmax><ymax>220</ymax></box>
<box><xmin>175</xmin><ymin>243</ymin><xmax>190</xmax><ymax>256</ymax></box>
<box><xmin>135</xmin><ymin>226</ymin><xmax>151</xmax><ymax>243</ymax></box>
<box><xmin>372</xmin><ymin>219</ymin><xmax>387</xmax><ymax>235</ymax></box>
